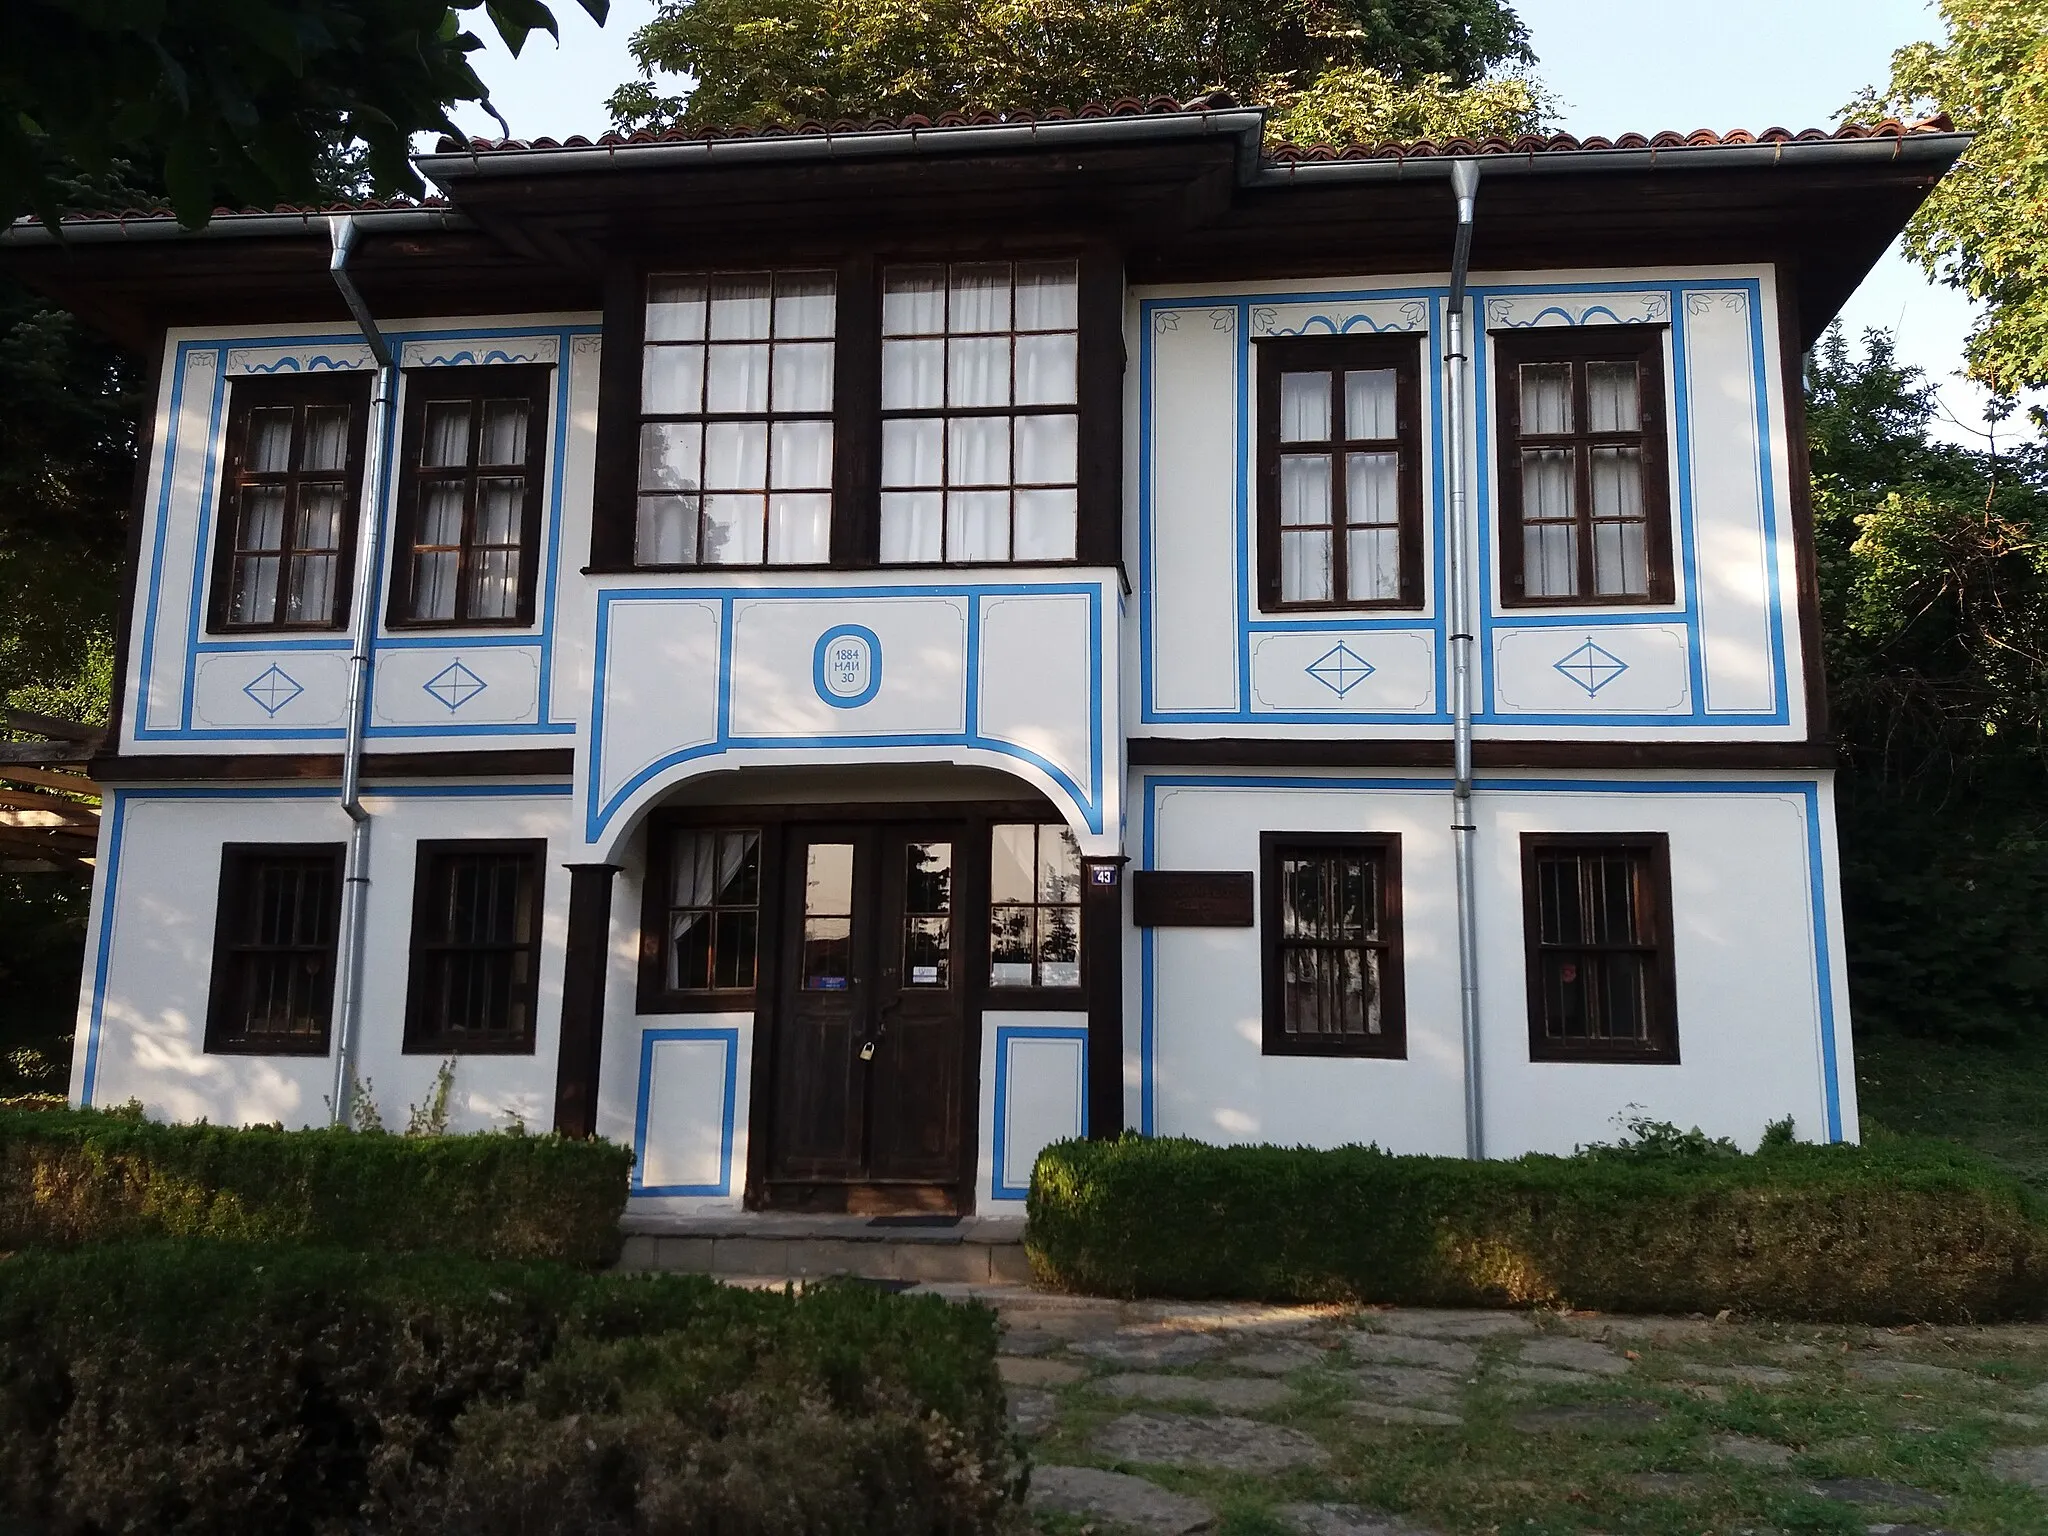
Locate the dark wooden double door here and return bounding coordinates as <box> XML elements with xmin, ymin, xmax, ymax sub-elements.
<box><xmin>763</xmin><ymin>823</ymin><xmax>969</xmax><ymax>1211</ymax></box>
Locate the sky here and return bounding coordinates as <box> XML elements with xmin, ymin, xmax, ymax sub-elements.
<box><xmin>445</xmin><ymin>0</ymin><xmax>2011</xmax><ymax>445</ymax></box>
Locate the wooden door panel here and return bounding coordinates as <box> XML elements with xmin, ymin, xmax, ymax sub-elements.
<box><xmin>768</xmin><ymin>832</ymin><xmax>866</xmax><ymax>1181</ymax></box>
<box><xmin>764</xmin><ymin>821</ymin><xmax>971</xmax><ymax>1200</ymax></box>
<box><xmin>869</xmin><ymin>830</ymin><xmax>965</xmax><ymax>1182</ymax></box>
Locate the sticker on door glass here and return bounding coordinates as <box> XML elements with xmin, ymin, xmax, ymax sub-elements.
<box><xmin>813</xmin><ymin>623</ymin><xmax>883</xmax><ymax>708</ymax></box>
<box><xmin>912</xmin><ymin>965</ymin><xmax>940</xmax><ymax>984</ymax></box>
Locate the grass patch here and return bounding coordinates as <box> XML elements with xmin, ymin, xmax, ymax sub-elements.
<box><xmin>1858</xmin><ymin>1028</ymin><xmax>2048</xmax><ymax>1196</ymax></box>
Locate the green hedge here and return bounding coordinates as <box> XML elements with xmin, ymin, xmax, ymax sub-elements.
<box><xmin>0</xmin><ymin>1241</ymin><xmax>1017</xmax><ymax>1535</ymax></box>
<box><xmin>1026</xmin><ymin>1133</ymin><xmax>2048</xmax><ymax>1322</ymax></box>
<box><xmin>0</xmin><ymin>1106</ymin><xmax>631</xmax><ymax>1265</ymax></box>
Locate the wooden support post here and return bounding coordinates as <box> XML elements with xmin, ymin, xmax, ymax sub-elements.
<box><xmin>553</xmin><ymin>862</ymin><xmax>621</xmax><ymax>1139</ymax></box>
<box><xmin>1079</xmin><ymin>855</ymin><xmax>1127</xmax><ymax>1141</ymax></box>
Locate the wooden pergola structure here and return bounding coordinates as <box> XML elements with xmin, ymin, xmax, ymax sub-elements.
<box><xmin>0</xmin><ymin>710</ymin><xmax>103</xmax><ymax>874</ymax></box>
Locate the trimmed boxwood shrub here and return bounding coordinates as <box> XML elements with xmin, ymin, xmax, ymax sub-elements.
<box><xmin>1026</xmin><ymin>1132</ymin><xmax>2048</xmax><ymax>1322</ymax></box>
<box><xmin>0</xmin><ymin>1106</ymin><xmax>631</xmax><ymax>1265</ymax></box>
<box><xmin>0</xmin><ymin>1241</ymin><xmax>1017</xmax><ymax>1535</ymax></box>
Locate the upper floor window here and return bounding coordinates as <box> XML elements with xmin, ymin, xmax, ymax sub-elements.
<box><xmin>1520</xmin><ymin>833</ymin><xmax>1678</xmax><ymax>1063</ymax></box>
<box><xmin>595</xmin><ymin>253</ymin><xmax>1113</xmax><ymax>572</ymax></box>
<box><xmin>403</xmin><ymin>840</ymin><xmax>546</xmax><ymax>1054</ymax></box>
<box><xmin>1494</xmin><ymin>326</ymin><xmax>1672</xmax><ymax>606</ymax></box>
<box><xmin>880</xmin><ymin>261</ymin><xmax>1080</xmax><ymax>564</ymax></box>
<box><xmin>208</xmin><ymin>375</ymin><xmax>369</xmax><ymax>632</ymax></box>
<box><xmin>1256</xmin><ymin>336</ymin><xmax>1424</xmax><ymax>610</ymax></box>
<box><xmin>1260</xmin><ymin>833</ymin><xmax>1406</xmax><ymax>1058</ymax></box>
<box><xmin>636</xmin><ymin>272</ymin><xmax>836</xmax><ymax>568</ymax></box>
<box><xmin>205</xmin><ymin>844</ymin><xmax>343</xmax><ymax>1055</ymax></box>
<box><xmin>390</xmin><ymin>365</ymin><xmax>551</xmax><ymax>627</ymax></box>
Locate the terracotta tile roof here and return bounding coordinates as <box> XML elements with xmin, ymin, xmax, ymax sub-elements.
<box><xmin>1265</xmin><ymin>117</ymin><xmax>1956</xmax><ymax>163</ymax></box>
<box><xmin>430</xmin><ymin>94</ymin><xmax>1236</xmax><ymax>153</ymax></box>
<box><xmin>52</xmin><ymin>195</ymin><xmax>449</xmax><ymax>226</ymax></box>
<box><xmin>429</xmin><ymin>94</ymin><xmax>1955</xmax><ymax>159</ymax></box>
<box><xmin>36</xmin><ymin>105</ymin><xmax>1959</xmax><ymax>223</ymax></box>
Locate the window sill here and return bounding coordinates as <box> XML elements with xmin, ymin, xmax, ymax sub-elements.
<box><xmin>1260</xmin><ymin>1035</ymin><xmax>1409</xmax><ymax>1060</ymax></box>
<box><xmin>1497</xmin><ymin>595</ymin><xmax>1679</xmax><ymax>612</ymax></box>
<box><xmin>985</xmin><ymin>987</ymin><xmax>1088</xmax><ymax>1012</ymax></box>
<box><xmin>1528</xmin><ymin>1047</ymin><xmax>1681</xmax><ymax>1066</ymax></box>
<box><xmin>635</xmin><ymin>992</ymin><xmax>759</xmax><ymax>1015</ymax></box>
<box><xmin>400</xmin><ymin>1040</ymin><xmax>538</xmax><ymax>1056</ymax></box>
<box><xmin>204</xmin><ymin>1040</ymin><xmax>331</xmax><ymax>1057</ymax></box>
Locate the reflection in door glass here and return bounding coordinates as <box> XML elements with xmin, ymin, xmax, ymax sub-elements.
<box><xmin>902</xmin><ymin>841</ymin><xmax>952</xmax><ymax>987</ymax></box>
<box><xmin>802</xmin><ymin>842</ymin><xmax>854</xmax><ymax>990</ymax></box>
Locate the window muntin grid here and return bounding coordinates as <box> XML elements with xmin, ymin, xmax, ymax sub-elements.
<box><xmin>879</xmin><ymin>260</ymin><xmax>1080</xmax><ymax>564</ymax></box>
<box><xmin>636</xmin><ymin>272</ymin><xmax>837</xmax><ymax>567</ymax></box>
<box><xmin>989</xmin><ymin>822</ymin><xmax>1082</xmax><ymax>988</ymax></box>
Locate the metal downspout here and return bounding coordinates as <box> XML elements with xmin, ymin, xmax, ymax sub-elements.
<box><xmin>1444</xmin><ymin>161</ymin><xmax>1485</xmax><ymax>1161</ymax></box>
<box><xmin>327</xmin><ymin>215</ymin><xmax>396</xmax><ymax>1127</ymax></box>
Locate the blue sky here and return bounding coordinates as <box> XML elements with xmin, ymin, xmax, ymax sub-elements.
<box><xmin>445</xmin><ymin>0</ymin><xmax>2010</xmax><ymax>443</ymax></box>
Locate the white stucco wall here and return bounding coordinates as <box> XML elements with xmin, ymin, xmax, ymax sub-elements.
<box><xmin>1128</xmin><ymin>266</ymin><xmax>1807</xmax><ymax>743</ymax></box>
<box><xmin>1129</xmin><ymin>769</ymin><xmax>1856</xmax><ymax>1155</ymax></box>
<box><xmin>74</xmin><ymin>786</ymin><xmax>573</xmax><ymax>1131</ymax></box>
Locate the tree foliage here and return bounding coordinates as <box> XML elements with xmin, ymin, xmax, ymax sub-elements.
<box><xmin>609</xmin><ymin>0</ymin><xmax>1546</xmax><ymax>145</ymax></box>
<box><xmin>1854</xmin><ymin>0</ymin><xmax>2048</xmax><ymax>402</ymax></box>
<box><xmin>4</xmin><ymin>0</ymin><xmax>609</xmax><ymax>229</ymax></box>
<box><xmin>1808</xmin><ymin>326</ymin><xmax>2048</xmax><ymax>1043</ymax></box>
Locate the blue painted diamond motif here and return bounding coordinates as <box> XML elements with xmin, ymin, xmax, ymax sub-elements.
<box><xmin>1554</xmin><ymin>638</ymin><xmax>1629</xmax><ymax>696</ymax></box>
<box><xmin>243</xmin><ymin>664</ymin><xmax>304</xmax><ymax>716</ymax></box>
<box><xmin>1305</xmin><ymin>642</ymin><xmax>1375</xmax><ymax>697</ymax></box>
<box><xmin>423</xmin><ymin>660</ymin><xmax>488</xmax><ymax>711</ymax></box>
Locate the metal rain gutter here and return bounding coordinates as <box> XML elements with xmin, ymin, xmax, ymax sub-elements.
<box><xmin>1255</xmin><ymin>132</ymin><xmax>1970</xmax><ymax>187</ymax></box>
<box><xmin>325</xmin><ymin>213</ymin><xmax>397</xmax><ymax>1128</ymax></box>
<box><xmin>1443</xmin><ymin>158</ymin><xmax>1485</xmax><ymax>1162</ymax></box>
<box><xmin>413</xmin><ymin>108</ymin><xmax>1274</xmax><ymax>188</ymax></box>
<box><xmin>0</xmin><ymin>207</ymin><xmax>468</xmax><ymax>246</ymax></box>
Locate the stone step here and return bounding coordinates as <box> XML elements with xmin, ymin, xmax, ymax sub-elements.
<box><xmin>615</xmin><ymin>1212</ymin><xmax>1032</xmax><ymax>1284</ymax></box>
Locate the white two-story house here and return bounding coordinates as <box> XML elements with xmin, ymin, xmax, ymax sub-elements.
<box><xmin>4</xmin><ymin>103</ymin><xmax>1961</xmax><ymax>1216</ymax></box>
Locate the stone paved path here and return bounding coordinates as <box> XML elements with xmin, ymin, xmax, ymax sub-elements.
<box><xmin>927</xmin><ymin>1284</ymin><xmax>2048</xmax><ymax>1535</ymax></box>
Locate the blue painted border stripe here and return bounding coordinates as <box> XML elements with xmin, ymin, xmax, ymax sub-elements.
<box><xmin>1135</xmin><ymin>278</ymin><xmax>1791</xmax><ymax>730</ymax></box>
<box><xmin>586</xmin><ymin>580</ymin><xmax>1108</xmax><ymax>844</ymax></box>
<box><xmin>75</xmin><ymin>782</ymin><xmax>573</xmax><ymax>1106</ymax></box>
<box><xmin>1137</xmin><ymin>772</ymin><xmax>1843</xmax><ymax>1143</ymax></box>
<box><xmin>135</xmin><ymin>324</ymin><xmax>599</xmax><ymax>745</ymax></box>
<box><xmin>990</xmin><ymin>1023</ymin><xmax>1090</xmax><ymax>1201</ymax></box>
<box><xmin>631</xmin><ymin>1026</ymin><xmax>740</xmax><ymax>1197</ymax></box>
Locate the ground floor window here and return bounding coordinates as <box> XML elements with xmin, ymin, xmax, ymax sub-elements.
<box><xmin>988</xmin><ymin>822</ymin><xmax>1082</xmax><ymax>990</ymax></box>
<box><xmin>205</xmin><ymin>844</ymin><xmax>344</xmax><ymax>1054</ymax></box>
<box><xmin>1520</xmin><ymin>833</ymin><xmax>1679</xmax><ymax>1063</ymax></box>
<box><xmin>403</xmin><ymin>840</ymin><xmax>546</xmax><ymax>1053</ymax></box>
<box><xmin>1259</xmin><ymin>833</ymin><xmax>1406</xmax><ymax>1057</ymax></box>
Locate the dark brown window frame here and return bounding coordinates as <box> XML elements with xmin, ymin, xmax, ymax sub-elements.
<box><xmin>591</xmin><ymin>245</ymin><xmax>1124</xmax><ymax>574</ymax></box>
<box><xmin>1255</xmin><ymin>334</ymin><xmax>1426</xmax><ymax>612</ymax></box>
<box><xmin>1492</xmin><ymin>324</ymin><xmax>1675</xmax><ymax>608</ymax></box>
<box><xmin>639</xmin><ymin>815</ymin><xmax>778</xmax><ymax>1014</ymax></box>
<box><xmin>987</xmin><ymin>820</ymin><xmax>1086</xmax><ymax>996</ymax></box>
<box><xmin>402</xmin><ymin>838</ymin><xmax>548</xmax><ymax>1054</ymax></box>
<box><xmin>206</xmin><ymin>373</ymin><xmax>372</xmax><ymax>634</ymax></box>
<box><xmin>1258</xmin><ymin>832</ymin><xmax>1407</xmax><ymax>1059</ymax></box>
<box><xmin>387</xmin><ymin>363</ymin><xmax>553</xmax><ymax>629</ymax></box>
<box><xmin>204</xmin><ymin>842</ymin><xmax>345</xmax><ymax>1056</ymax></box>
<box><xmin>1519</xmin><ymin>832</ymin><xmax>1680</xmax><ymax>1064</ymax></box>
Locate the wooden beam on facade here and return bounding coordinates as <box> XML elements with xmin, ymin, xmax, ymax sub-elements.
<box><xmin>2</xmin><ymin>708</ymin><xmax>106</xmax><ymax>745</ymax></box>
<box><xmin>0</xmin><ymin>764</ymin><xmax>101</xmax><ymax>794</ymax></box>
<box><xmin>0</xmin><ymin>742</ymin><xmax>92</xmax><ymax>767</ymax></box>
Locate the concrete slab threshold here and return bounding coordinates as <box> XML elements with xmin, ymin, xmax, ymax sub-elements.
<box><xmin>615</xmin><ymin>1212</ymin><xmax>1032</xmax><ymax>1285</ymax></box>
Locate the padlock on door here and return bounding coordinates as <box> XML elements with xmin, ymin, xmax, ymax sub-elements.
<box><xmin>858</xmin><ymin>1040</ymin><xmax>876</xmax><ymax>1062</ymax></box>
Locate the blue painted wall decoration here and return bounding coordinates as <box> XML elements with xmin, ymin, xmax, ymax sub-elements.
<box><xmin>812</xmin><ymin>623</ymin><xmax>884</xmax><ymax>708</ymax></box>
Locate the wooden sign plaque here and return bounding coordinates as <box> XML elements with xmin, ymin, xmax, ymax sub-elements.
<box><xmin>1131</xmin><ymin>870</ymin><xmax>1255</xmax><ymax>928</ymax></box>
